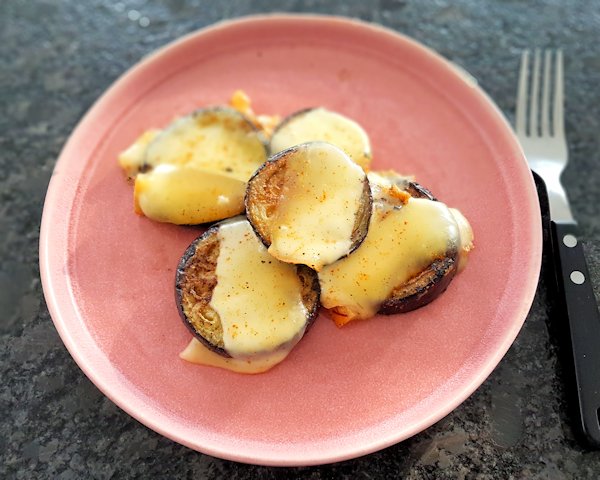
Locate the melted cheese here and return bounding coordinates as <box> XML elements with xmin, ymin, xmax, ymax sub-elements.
<box><xmin>180</xmin><ymin>338</ymin><xmax>291</xmax><ymax>374</ymax></box>
<box><xmin>209</xmin><ymin>218</ymin><xmax>308</xmax><ymax>358</ymax></box>
<box><xmin>229</xmin><ymin>89</ymin><xmax>280</xmax><ymax>137</ymax></box>
<box><xmin>119</xmin><ymin>108</ymin><xmax>267</xmax><ymax>225</ymax></box>
<box><xmin>267</xmin><ymin>142</ymin><xmax>367</xmax><ymax>271</ymax></box>
<box><xmin>117</xmin><ymin>129</ymin><xmax>160</xmax><ymax>178</ymax></box>
<box><xmin>450</xmin><ymin>207</ymin><xmax>474</xmax><ymax>272</ymax></box>
<box><xmin>144</xmin><ymin>109</ymin><xmax>266</xmax><ymax>182</ymax></box>
<box><xmin>367</xmin><ymin>172</ymin><xmax>412</xmax><ymax>209</ymax></box>
<box><xmin>134</xmin><ymin>165</ymin><xmax>246</xmax><ymax>224</ymax></box>
<box><xmin>319</xmin><ymin>197</ymin><xmax>460</xmax><ymax>320</ymax></box>
<box><xmin>270</xmin><ymin>108</ymin><xmax>372</xmax><ymax>170</ymax></box>
<box><xmin>368</xmin><ymin>171</ymin><xmax>413</xmax><ymax>195</ymax></box>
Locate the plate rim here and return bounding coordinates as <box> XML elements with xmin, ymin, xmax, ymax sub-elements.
<box><xmin>39</xmin><ymin>13</ymin><xmax>542</xmax><ymax>466</ymax></box>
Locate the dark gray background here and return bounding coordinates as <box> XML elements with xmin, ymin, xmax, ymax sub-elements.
<box><xmin>1</xmin><ymin>0</ymin><xmax>599</xmax><ymax>478</ymax></box>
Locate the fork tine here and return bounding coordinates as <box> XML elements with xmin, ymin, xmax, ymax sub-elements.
<box><xmin>529</xmin><ymin>49</ymin><xmax>541</xmax><ymax>137</ymax></box>
<box><xmin>516</xmin><ymin>50</ymin><xmax>529</xmax><ymax>136</ymax></box>
<box><xmin>554</xmin><ymin>49</ymin><xmax>564</xmax><ymax>137</ymax></box>
<box><xmin>541</xmin><ymin>50</ymin><xmax>552</xmax><ymax>137</ymax></box>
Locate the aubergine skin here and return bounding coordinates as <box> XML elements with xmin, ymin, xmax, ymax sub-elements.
<box><xmin>175</xmin><ymin>221</ymin><xmax>321</xmax><ymax>359</ymax></box>
<box><xmin>244</xmin><ymin>149</ymin><xmax>290</xmax><ymax>250</ymax></box>
<box><xmin>406</xmin><ymin>182</ymin><xmax>436</xmax><ymax>201</ymax></box>
<box><xmin>295</xmin><ymin>263</ymin><xmax>321</xmax><ymax>329</ymax></box>
<box><xmin>174</xmin><ymin>226</ymin><xmax>231</xmax><ymax>357</ymax></box>
<box><xmin>350</xmin><ymin>179</ymin><xmax>373</xmax><ymax>254</ymax></box>
<box><xmin>378</xmin><ymin>254</ymin><xmax>458</xmax><ymax>315</ymax></box>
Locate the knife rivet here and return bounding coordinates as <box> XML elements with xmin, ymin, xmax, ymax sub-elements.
<box><xmin>563</xmin><ymin>234</ymin><xmax>577</xmax><ymax>248</ymax></box>
<box><xmin>570</xmin><ymin>271</ymin><xmax>585</xmax><ymax>285</ymax></box>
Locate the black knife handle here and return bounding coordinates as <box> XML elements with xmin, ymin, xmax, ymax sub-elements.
<box><xmin>551</xmin><ymin>220</ymin><xmax>600</xmax><ymax>447</ymax></box>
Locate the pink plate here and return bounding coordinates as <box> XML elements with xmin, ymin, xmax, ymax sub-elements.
<box><xmin>40</xmin><ymin>15</ymin><xmax>541</xmax><ymax>466</ymax></box>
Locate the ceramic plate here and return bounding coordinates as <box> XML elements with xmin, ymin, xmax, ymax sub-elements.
<box><xmin>40</xmin><ymin>15</ymin><xmax>541</xmax><ymax>466</ymax></box>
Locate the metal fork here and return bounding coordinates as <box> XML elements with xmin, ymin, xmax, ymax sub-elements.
<box><xmin>516</xmin><ymin>49</ymin><xmax>600</xmax><ymax>447</ymax></box>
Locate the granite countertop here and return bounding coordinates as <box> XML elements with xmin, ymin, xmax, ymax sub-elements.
<box><xmin>2</xmin><ymin>1</ymin><xmax>600</xmax><ymax>478</ymax></box>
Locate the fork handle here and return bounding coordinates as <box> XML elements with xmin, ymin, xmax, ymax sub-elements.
<box><xmin>551</xmin><ymin>220</ymin><xmax>600</xmax><ymax>447</ymax></box>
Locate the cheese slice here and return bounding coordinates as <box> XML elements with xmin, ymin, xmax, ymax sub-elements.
<box><xmin>319</xmin><ymin>197</ymin><xmax>460</xmax><ymax>320</ymax></box>
<box><xmin>144</xmin><ymin>108</ymin><xmax>266</xmax><ymax>182</ymax></box>
<box><xmin>270</xmin><ymin>108</ymin><xmax>372</xmax><ymax>170</ymax></box>
<box><xmin>267</xmin><ymin>142</ymin><xmax>368</xmax><ymax>271</ymax></box>
<box><xmin>134</xmin><ymin>165</ymin><xmax>246</xmax><ymax>224</ymax></box>
<box><xmin>180</xmin><ymin>338</ymin><xmax>292</xmax><ymax>374</ymax></box>
<box><xmin>117</xmin><ymin>129</ymin><xmax>160</xmax><ymax>178</ymax></box>
<box><xmin>209</xmin><ymin>218</ymin><xmax>308</xmax><ymax>358</ymax></box>
<box><xmin>120</xmin><ymin>108</ymin><xmax>267</xmax><ymax>225</ymax></box>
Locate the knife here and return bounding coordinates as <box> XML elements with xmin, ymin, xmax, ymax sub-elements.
<box><xmin>516</xmin><ymin>49</ymin><xmax>600</xmax><ymax>447</ymax></box>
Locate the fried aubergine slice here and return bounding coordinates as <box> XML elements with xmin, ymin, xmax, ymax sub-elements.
<box><xmin>319</xmin><ymin>171</ymin><xmax>474</xmax><ymax>326</ymax></box>
<box><xmin>245</xmin><ymin>141</ymin><xmax>372</xmax><ymax>271</ymax></box>
<box><xmin>123</xmin><ymin>107</ymin><xmax>268</xmax><ymax>225</ymax></box>
<box><xmin>175</xmin><ymin>217</ymin><xmax>320</xmax><ymax>371</ymax></box>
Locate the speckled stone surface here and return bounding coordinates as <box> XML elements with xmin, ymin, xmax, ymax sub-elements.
<box><xmin>1</xmin><ymin>0</ymin><xmax>599</xmax><ymax>478</ymax></box>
